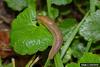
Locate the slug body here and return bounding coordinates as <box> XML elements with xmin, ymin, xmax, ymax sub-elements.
<box><xmin>37</xmin><ymin>16</ymin><xmax>63</xmax><ymax>59</ymax></box>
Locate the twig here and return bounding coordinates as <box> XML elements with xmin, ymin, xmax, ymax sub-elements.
<box><xmin>12</xmin><ymin>58</ymin><xmax>15</xmax><ymax>67</ymax></box>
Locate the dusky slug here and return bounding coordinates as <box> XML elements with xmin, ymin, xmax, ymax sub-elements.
<box><xmin>37</xmin><ymin>16</ymin><xmax>63</xmax><ymax>59</ymax></box>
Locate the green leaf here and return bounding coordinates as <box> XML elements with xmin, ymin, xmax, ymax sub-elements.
<box><xmin>0</xmin><ymin>58</ymin><xmax>13</xmax><ymax>67</ymax></box>
<box><xmin>79</xmin><ymin>53</ymin><xmax>100</xmax><ymax>63</ymax></box>
<box><xmin>0</xmin><ymin>58</ymin><xmax>2</xmax><ymax>67</ymax></box>
<box><xmin>50</xmin><ymin>7</ymin><xmax>59</xmax><ymax>19</ymax></box>
<box><xmin>71</xmin><ymin>40</ymin><xmax>85</xmax><ymax>58</ymax></box>
<box><xmin>3</xmin><ymin>63</ymin><xmax>13</xmax><ymax>67</ymax></box>
<box><xmin>60</xmin><ymin>11</ymin><xmax>90</xmax><ymax>58</ymax></box>
<box><xmin>11</xmin><ymin>7</ymin><xmax>53</xmax><ymax>55</ymax></box>
<box><xmin>79</xmin><ymin>10</ymin><xmax>100</xmax><ymax>43</ymax></box>
<box><xmin>51</xmin><ymin>0</ymin><xmax>72</xmax><ymax>5</ymax></box>
<box><xmin>60</xmin><ymin>27</ymin><xmax>76</xmax><ymax>58</ymax></box>
<box><xmin>92</xmin><ymin>44</ymin><xmax>100</xmax><ymax>50</ymax></box>
<box><xmin>62</xmin><ymin>48</ymin><xmax>72</xmax><ymax>63</ymax></box>
<box><xmin>54</xmin><ymin>52</ymin><xmax>64</xmax><ymax>67</ymax></box>
<box><xmin>66</xmin><ymin>53</ymin><xmax>100</xmax><ymax>67</ymax></box>
<box><xmin>4</xmin><ymin>0</ymin><xmax>27</xmax><ymax>11</ymax></box>
<box><xmin>59</xmin><ymin>18</ymin><xmax>77</xmax><ymax>58</ymax></box>
<box><xmin>96</xmin><ymin>1</ymin><xmax>100</xmax><ymax>8</ymax></box>
<box><xmin>59</xmin><ymin>18</ymin><xmax>77</xmax><ymax>36</ymax></box>
<box><xmin>66</xmin><ymin>63</ymin><xmax>79</xmax><ymax>67</ymax></box>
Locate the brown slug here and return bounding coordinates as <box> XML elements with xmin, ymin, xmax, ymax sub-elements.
<box><xmin>37</xmin><ymin>16</ymin><xmax>63</xmax><ymax>59</ymax></box>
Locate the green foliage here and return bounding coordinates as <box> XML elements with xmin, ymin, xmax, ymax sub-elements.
<box><xmin>11</xmin><ymin>4</ymin><xmax>53</xmax><ymax>55</ymax></box>
<box><xmin>60</xmin><ymin>12</ymin><xmax>89</xmax><ymax>58</ymax></box>
<box><xmin>79</xmin><ymin>10</ymin><xmax>100</xmax><ymax>43</ymax></box>
<box><xmin>0</xmin><ymin>58</ymin><xmax>13</xmax><ymax>67</ymax></box>
<box><xmin>4</xmin><ymin>0</ymin><xmax>100</xmax><ymax>66</ymax></box>
<box><xmin>50</xmin><ymin>7</ymin><xmax>59</xmax><ymax>19</ymax></box>
<box><xmin>79</xmin><ymin>53</ymin><xmax>100</xmax><ymax>63</ymax></box>
<box><xmin>71</xmin><ymin>40</ymin><xmax>85</xmax><ymax>58</ymax></box>
<box><xmin>96</xmin><ymin>1</ymin><xmax>100</xmax><ymax>8</ymax></box>
<box><xmin>66</xmin><ymin>53</ymin><xmax>100</xmax><ymax>67</ymax></box>
<box><xmin>62</xmin><ymin>48</ymin><xmax>72</xmax><ymax>63</ymax></box>
<box><xmin>66</xmin><ymin>63</ymin><xmax>79</xmax><ymax>67</ymax></box>
<box><xmin>4</xmin><ymin>0</ymin><xmax>27</xmax><ymax>11</ymax></box>
<box><xmin>59</xmin><ymin>18</ymin><xmax>77</xmax><ymax>36</ymax></box>
<box><xmin>47</xmin><ymin>0</ymin><xmax>59</xmax><ymax>19</ymax></box>
<box><xmin>3</xmin><ymin>63</ymin><xmax>13</xmax><ymax>67</ymax></box>
<box><xmin>51</xmin><ymin>0</ymin><xmax>72</xmax><ymax>5</ymax></box>
<box><xmin>54</xmin><ymin>52</ymin><xmax>64</xmax><ymax>67</ymax></box>
<box><xmin>59</xmin><ymin>18</ymin><xmax>77</xmax><ymax>58</ymax></box>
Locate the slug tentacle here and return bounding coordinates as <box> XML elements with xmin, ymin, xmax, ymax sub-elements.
<box><xmin>37</xmin><ymin>16</ymin><xmax>63</xmax><ymax>59</ymax></box>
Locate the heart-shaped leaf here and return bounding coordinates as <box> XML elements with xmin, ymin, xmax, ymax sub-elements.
<box><xmin>11</xmin><ymin>7</ymin><xmax>53</xmax><ymax>55</ymax></box>
<box><xmin>79</xmin><ymin>10</ymin><xmax>100</xmax><ymax>43</ymax></box>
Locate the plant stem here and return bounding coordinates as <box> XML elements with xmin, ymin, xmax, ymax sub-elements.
<box><xmin>25</xmin><ymin>55</ymin><xmax>36</xmax><ymax>67</ymax></box>
<box><xmin>61</xmin><ymin>11</ymin><xmax>90</xmax><ymax>58</ymax></box>
<box><xmin>85</xmin><ymin>39</ymin><xmax>93</xmax><ymax>52</ymax></box>
<box><xmin>28</xmin><ymin>0</ymin><xmax>36</xmax><ymax>19</ymax></box>
<box><xmin>74</xmin><ymin>1</ymin><xmax>85</xmax><ymax>15</ymax></box>
<box><xmin>31</xmin><ymin>56</ymin><xmax>40</xmax><ymax>67</ymax></box>
<box><xmin>44</xmin><ymin>58</ymin><xmax>50</xmax><ymax>67</ymax></box>
<box><xmin>54</xmin><ymin>52</ymin><xmax>64</xmax><ymax>67</ymax></box>
<box><xmin>47</xmin><ymin>0</ymin><xmax>52</xmax><ymax>18</ymax></box>
<box><xmin>90</xmin><ymin>0</ymin><xmax>96</xmax><ymax>15</ymax></box>
<box><xmin>0</xmin><ymin>57</ymin><xmax>2</xmax><ymax>67</ymax></box>
<box><xmin>33</xmin><ymin>0</ymin><xmax>36</xmax><ymax>19</ymax></box>
<box><xmin>12</xmin><ymin>58</ymin><xmax>15</xmax><ymax>67</ymax></box>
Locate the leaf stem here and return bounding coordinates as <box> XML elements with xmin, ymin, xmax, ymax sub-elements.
<box><xmin>27</xmin><ymin>0</ymin><xmax>36</xmax><ymax>19</ymax></box>
<box><xmin>54</xmin><ymin>52</ymin><xmax>64</xmax><ymax>67</ymax></box>
<box><xmin>90</xmin><ymin>0</ymin><xmax>96</xmax><ymax>15</ymax></box>
<box><xmin>47</xmin><ymin>0</ymin><xmax>52</xmax><ymax>18</ymax></box>
<box><xmin>74</xmin><ymin>1</ymin><xmax>85</xmax><ymax>15</ymax></box>
<box><xmin>44</xmin><ymin>58</ymin><xmax>51</xmax><ymax>67</ymax></box>
<box><xmin>85</xmin><ymin>39</ymin><xmax>93</xmax><ymax>52</ymax></box>
<box><xmin>61</xmin><ymin>11</ymin><xmax>90</xmax><ymax>58</ymax></box>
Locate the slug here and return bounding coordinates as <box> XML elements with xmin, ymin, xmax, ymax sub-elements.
<box><xmin>37</xmin><ymin>16</ymin><xmax>63</xmax><ymax>59</ymax></box>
